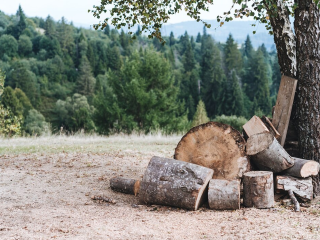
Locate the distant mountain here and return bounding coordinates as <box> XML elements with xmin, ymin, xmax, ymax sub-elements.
<box><xmin>161</xmin><ymin>20</ymin><xmax>275</xmax><ymax>50</ymax></box>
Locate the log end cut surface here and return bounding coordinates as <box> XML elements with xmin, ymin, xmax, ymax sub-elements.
<box><xmin>246</xmin><ymin>132</ymin><xmax>274</xmax><ymax>155</ymax></box>
<box><xmin>301</xmin><ymin>161</ymin><xmax>320</xmax><ymax>177</ymax></box>
<box><xmin>174</xmin><ymin>122</ymin><xmax>249</xmax><ymax>180</ymax></box>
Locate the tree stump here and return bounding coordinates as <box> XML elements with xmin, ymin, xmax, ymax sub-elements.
<box><xmin>276</xmin><ymin>175</ymin><xmax>313</xmax><ymax>201</ymax></box>
<box><xmin>243</xmin><ymin>171</ymin><xmax>274</xmax><ymax>208</ymax></box>
<box><xmin>174</xmin><ymin>122</ymin><xmax>249</xmax><ymax>180</ymax></box>
<box><xmin>208</xmin><ymin>179</ymin><xmax>240</xmax><ymax>210</ymax></box>
<box><xmin>139</xmin><ymin>156</ymin><xmax>214</xmax><ymax>210</ymax></box>
<box><xmin>246</xmin><ymin>132</ymin><xmax>294</xmax><ymax>172</ymax></box>
<box><xmin>110</xmin><ymin>177</ymin><xmax>140</xmax><ymax>196</ymax></box>
<box><xmin>283</xmin><ymin>157</ymin><xmax>320</xmax><ymax>178</ymax></box>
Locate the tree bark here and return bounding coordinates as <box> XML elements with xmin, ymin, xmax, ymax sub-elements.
<box><xmin>246</xmin><ymin>132</ymin><xmax>294</xmax><ymax>172</ymax></box>
<box><xmin>276</xmin><ymin>175</ymin><xmax>313</xmax><ymax>201</ymax></box>
<box><xmin>174</xmin><ymin>122</ymin><xmax>249</xmax><ymax>180</ymax></box>
<box><xmin>208</xmin><ymin>179</ymin><xmax>240</xmax><ymax>210</ymax></box>
<box><xmin>283</xmin><ymin>157</ymin><xmax>320</xmax><ymax>178</ymax></box>
<box><xmin>243</xmin><ymin>171</ymin><xmax>274</xmax><ymax>208</ymax></box>
<box><xmin>110</xmin><ymin>177</ymin><xmax>140</xmax><ymax>196</ymax></box>
<box><xmin>294</xmin><ymin>0</ymin><xmax>320</xmax><ymax>195</ymax></box>
<box><xmin>139</xmin><ymin>156</ymin><xmax>214</xmax><ymax>210</ymax></box>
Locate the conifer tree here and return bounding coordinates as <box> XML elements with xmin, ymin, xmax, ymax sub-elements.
<box><xmin>243</xmin><ymin>35</ymin><xmax>253</xmax><ymax>59</ymax></box>
<box><xmin>223</xmin><ymin>71</ymin><xmax>244</xmax><ymax>116</ymax></box>
<box><xmin>191</xmin><ymin>100</ymin><xmax>209</xmax><ymax>127</ymax></box>
<box><xmin>15</xmin><ymin>5</ymin><xmax>27</xmax><ymax>39</ymax></box>
<box><xmin>76</xmin><ymin>56</ymin><xmax>96</xmax><ymax>96</ymax></box>
<box><xmin>224</xmin><ymin>34</ymin><xmax>242</xmax><ymax>73</ymax></box>
<box><xmin>201</xmin><ymin>36</ymin><xmax>226</xmax><ymax>118</ymax></box>
<box><xmin>196</xmin><ymin>32</ymin><xmax>201</xmax><ymax>43</ymax></box>
<box><xmin>169</xmin><ymin>31</ymin><xmax>175</xmax><ymax>46</ymax></box>
<box><xmin>271</xmin><ymin>56</ymin><xmax>281</xmax><ymax>97</ymax></box>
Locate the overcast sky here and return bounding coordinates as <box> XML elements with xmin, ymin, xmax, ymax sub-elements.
<box><xmin>1</xmin><ymin>0</ymin><xmax>236</xmax><ymax>27</ymax></box>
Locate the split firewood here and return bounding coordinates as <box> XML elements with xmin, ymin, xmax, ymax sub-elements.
<box><xmin>139</xmin><ymin>156</ymin><xmax>214</xmax><ymax>210</ymax></box>
<box><xmin>283</xmin><ymin>158</ymin><xmax>320</xmax><ymax>178</ymax></box>
<box><xmin>243</xmin><ymin>171</ymin><xmax>274</xmax><ymax>209</ymax></box>
<box><xmin>110</xmin><ymin>177</ymin><xmax>140</xmax><ymax>196</ymax></box>
<box><xmin>288</xmin><ymin>190</ymin><xmax>300</xmax><ymax>212</ymax></box>
<box><xmin>243</xmin><ymin>115</ymin><xmax>270</xmax><ymax>139</ymax></box>
<box><xmin>91</xmin><ymin>195</ymin><xmax>116</xmax><ymax>204</ymax></box>
<box><xmin>246</xmin><ymin>132</ymin><xmax>294</xmax><ymax>172</ymax></box>
<box><xmin>174</xmin><ymin>122</ymin><xmax>249</xmax><ymax>180</ymax></box>
<box><xmin>260</xmin><ymin>116</ymin><xmax>281</xmax><ymax>140</ymax></box>
<box><xmin>276</xmin><ymin>175</ymin><xmax>313</xmax><ymax>201</ymax></box>
<box><xmin>208</xmin><ymin>179</ymin><xmax>240</xmax><ymax>210</ymax></box>
<box><xmin>272</xmin><ymin>75</ymin><xmax>298</xmax><ymax>146</ymax></box>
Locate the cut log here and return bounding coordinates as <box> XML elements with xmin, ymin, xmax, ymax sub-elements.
<box><xmin>243</xmin><ymin>115</ymin><xmax>269</xmax><ymax>139</ymax></box>
<box><xmin>174</xmin><ymin>122</ymin><xmax>249</xmax><ymax>180</ymax></box>
<box><xmin>288</xmin><ymin>190</ymin><xmax>300</xmax><ymax>212</ymax></box>
<box><xmin>208</xmin><ymin>179</ymin><xmax>240</xmax><ymax>210</ymax></box>
<box><xmin>260</xmin><ymin>116</ymin><xmax>281</xmax><ymax>140</ymax></box>
<box><xmin>110</xmin><ymin>177</ymin><xmax>140</xmax><ymax>196</ymax></box>
<box><xmin>139</xmin><ymin>156</ymin><xmax>214</xmax><ymax>210</ymax></box>
<box><xmin>283</xmin><ymin>158</ymin><xmax>320</xmax><ymax>178</ymax></box>
<box><xmin>243</xmin><ymin>171</ymin><xmax>274</xmax><ymax>208</ymax></box>
<box><xmin>276</xmin><ymin>175</ymin><xmax>313</xmax><ymax>201</ymax></box>
<box><xmin>246</xmin><ymin>132</ymin><xmax>294</xmax><ymax>172</ymax></box>
<box><xmin>272</xmin><ymin>75</ymin><xmax>298</xmax><ymax>146</ymax></box>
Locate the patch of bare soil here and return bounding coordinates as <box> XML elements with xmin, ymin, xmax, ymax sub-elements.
<box><xmin>0</xmin><ymin>137</ymin><xmax>320</xmax><ymax>239</ymax></box>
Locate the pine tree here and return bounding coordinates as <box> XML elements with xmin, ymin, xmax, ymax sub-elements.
<box><xmin>191</xmin><ymin>100</ymin><xmax>209</xmax><ymax>127</ymax></box>
<box><xmin>271</xmin><ymin>56</ymin><xmax>281</xmax><ymax>97</ymax></box>
<box><xmin>201</xmin><ymin>36</ymin><xmax>226</xmax><ymax>118</ymax></box>
<box><xmin>76</xmin><ymin>56</ymin><xmax>96</xmax><ymax>96</ymax></box>
<box><xmin>224</xmin><ymin>34</ymin><xmax>242</xmax><ymax>73</ymax></box>
<box><xmin>223</xmin><ymin>71</ymin><xmax>244</xmax><ymax>116</ymax></box>
<box><xmin>196</xmin><ymin>32</ymin><xmax>202</xmax><ymax>43</ymax></box>
<box><xmin>15</xmin><ymin>5</ymin><xmax>27</xmax><ymax>39</ymax></box>
<box><xmin>169</xmin><ymin>31</ymin><xmax>175</xmax><ymax>46</ymax></box>
<box><xmin>243</xmin><ymin>35</ymin><xmax>253</xmax><ymax>59</ymax></box>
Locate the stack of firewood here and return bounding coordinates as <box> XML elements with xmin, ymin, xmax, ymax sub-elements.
<box><xmin>109</xmin><ymin>76</ymin><xmax>320</xmax><ymax>211</ymax></box>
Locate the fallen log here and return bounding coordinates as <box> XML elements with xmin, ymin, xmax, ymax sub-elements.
<box><xmin>246</xmin><ymin>132</ymin><xmax>294</xmax><ymax>172</ymax></box>
<box><xmin>110</xmin><ymin>177</ymin><xmax>140</xmax><ymax>196</ymax></box>
<box><xmin>208</xmin><ymin>179</ymin><xmax>240</xmax><ymax>210</ymax></box>
<box><xmin>139</xmin><ymin>156</ymin><xmax>214</xmax><ymax>210</ymax></box>
<box><xmin>174</xmin><ymin>122</ymin><xmax>249</xmax><ymax>180</ymax></box>
<box><xmin>288</xmin><ymin>190</ymin><xmax>300</xmax><ymax>212</ymax></box>
<box><xmin>276</xmin><ymin>175</ymin><xmax>313</xmax><ymax>201</ymax></box>
<box><xmin>283</xmin><ymin>158</ymin><xmax>320</xmax><ymax>178</ymax></box>
<box><xmin>243</xmin><ymin>171</ymin><xmax>274</xmax><ymax>208</ymax></box>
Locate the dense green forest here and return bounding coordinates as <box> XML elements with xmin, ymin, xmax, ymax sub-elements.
<box><xmin>0</xmin><ymin>6</ymin><xmax>281</xmax><ymax>136</ymax></box>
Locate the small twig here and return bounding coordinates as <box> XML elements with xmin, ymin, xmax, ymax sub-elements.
<box><xmin>288</xmin><ymin>190</ymin><xmax>300</xmax><ymax>212</ymax></box>
<box><xmin>91</xmin><ymin>195</ymin><xmax>116</xmax><ymax>204</ymax></box>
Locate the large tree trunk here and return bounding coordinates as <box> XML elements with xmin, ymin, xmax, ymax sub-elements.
<box><xmin>174</xmin><ymin>122</ymin><xmax>249</xmax><ymax>180</ymax></box>
<box><xmin>294</xmin><ymin>0</ymin><xmax>320</xmax><ymax>194</ymax></box>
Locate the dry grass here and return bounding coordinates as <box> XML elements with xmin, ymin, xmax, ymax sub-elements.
<box><xmin>0</xmin><ymin>135</ymin><xmax>320</xmax><ymax>239</ymax></box>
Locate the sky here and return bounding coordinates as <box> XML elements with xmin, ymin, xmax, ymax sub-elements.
<box><xmin>0</xmin><ymin>0</ymin><xmax>236</xmax><ymax>27</ymax></box>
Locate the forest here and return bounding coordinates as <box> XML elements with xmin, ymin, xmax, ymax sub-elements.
<box><xmin>0</xmin><ymin>6</ymin><xmax>281</xmax><ymax>136</ymax></box>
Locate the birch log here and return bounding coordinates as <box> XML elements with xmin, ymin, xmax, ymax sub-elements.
<box><xmin>139</xmin><ymin>156</ymin><xmax>214</xmax><ymax>210</ymax></box>
<box><xmin>208</xmin><ymin>179</ymin><xmax>240</xmax><ymax>210</ymax></box>
<box><xmin>110</xmin><ymin>177</ymin><xmax>140</xmax><ymax>196</ymax></box>
<box><xmin>246</xmin><ymin>132</ymin><xmax>294</xmax><ymax>172</ymax></box>
<box><xmin>243</xmin><ymin>171</ymin><xmax>274</xmax><ymax>208</ymax></box>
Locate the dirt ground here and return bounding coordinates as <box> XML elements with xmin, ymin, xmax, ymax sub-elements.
<box><xmin>0</xmin><ymin>135</ymin><xmax>320</xmax><ymax>240</ymax></box>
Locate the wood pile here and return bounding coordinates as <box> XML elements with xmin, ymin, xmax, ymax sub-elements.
<box><xmin>109</xmin><ymin>76</ymin><xmax>320</xmax><ymax>212</ymax></box>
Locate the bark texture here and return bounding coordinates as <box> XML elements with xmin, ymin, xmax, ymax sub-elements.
<box><xmin>174</xmin><ymin>122</ymin><xmax>249</xmax><ymax>180</ymax></box>
<box><xmin>139</xmin><ymin>156</ymin><xmax>214</xmax><ymax>210</ymax></box>
<box><xmin>243</xmin><ymin>171</ymin><xmax>274</xmax><ymax>209</ymax></box>
<box><xmin>276</xmin><ymin>175</ymin><xmax>313</xmax><ymax>201</ymax></box>
<box><xmin>110</xmin><ymin>177</ymin><xmax>140</xmax><ymax>196</ymax></box>
<box><xmin>246</xmin><ymin>132</ymin><xmax>294</xmax><ymax>172</ymax></box>
<box><xmin>294</xmin><ymin>0</ymin><xmax>320</xmax><ymax>195</ymax></box>
<box><xmin>268</xmin><ymin>0</ymin><xmax>296</xmax><ymax>77</ymax></box>
<box><xmin>208</xmin><ymin>179</ymin><xmax>240</xmax><ymax>210</ymax></box>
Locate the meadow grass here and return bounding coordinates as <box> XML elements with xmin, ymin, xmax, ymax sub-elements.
<box><xmin>0</xmin><ymin>133</ymin><xmax>182</xmax><ymax>155</ymax></box>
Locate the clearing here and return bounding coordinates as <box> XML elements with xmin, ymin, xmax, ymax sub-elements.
<box><xmin>0</xmin><ymin>135</ymin><xmax>320</xmax><ymax>239</ymax></box>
